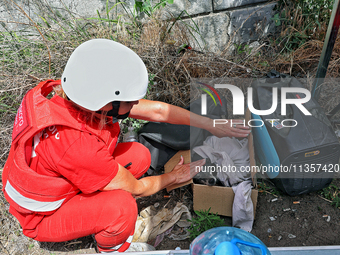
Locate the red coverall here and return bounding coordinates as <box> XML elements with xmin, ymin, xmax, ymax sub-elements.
<box><xmin>3</xmin><ymin>80</ymin><xmax>151</xmax><ymax>253</ymax></box>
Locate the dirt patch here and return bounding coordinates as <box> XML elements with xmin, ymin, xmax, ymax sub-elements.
<box><xmin>152</xmin><ymin>178</ymin><xmax>340</xmax><ymax>250</ymax></box>
<box><xmin>1</xmin><ymin>177</ymin><xmax>339</xmax><ymax>254</ymax></box>
<box><xmin>252</xmin><ymin>181</ymin><xmax>340</xmax><ymax>247</ymax></box>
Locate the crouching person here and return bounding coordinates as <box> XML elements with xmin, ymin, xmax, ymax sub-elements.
<box><xmin>2</xmin><ymin>39</ymin><xmax>250</xmax><ymax>252</ymax></box>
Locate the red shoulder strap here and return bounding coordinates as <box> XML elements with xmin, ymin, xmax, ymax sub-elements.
<box><xmin>11</xmin><ymin>80</ymin><xmax>61</xmax><ymax>144</ymax></box>
<box><xmin>39</xmin><ymin>79</ymin><xmax>61</xmax><ymax>97</ymax></box>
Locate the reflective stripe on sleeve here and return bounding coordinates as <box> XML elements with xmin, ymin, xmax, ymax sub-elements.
<box><xmin>5</xmin><ymin>181</ymin><xmax>65</xmax><ymax>212</ymax></box>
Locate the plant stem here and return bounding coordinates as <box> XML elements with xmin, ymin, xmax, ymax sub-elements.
<box><xmin>9</xmin><ymin>0</ymin><xmax>52</xmax><ymax>76</ymax></box>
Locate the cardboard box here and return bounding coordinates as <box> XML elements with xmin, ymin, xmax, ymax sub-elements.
<box><xmin>164</xmin><ymin>111</ymin><xmax>258</xmax><ymax>217</ymax></box>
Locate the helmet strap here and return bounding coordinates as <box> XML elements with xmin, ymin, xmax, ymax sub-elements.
<box><xmin>97</xmin><ymin>101</ymin><xmax>130</xmax><ymax>122</ymax></box>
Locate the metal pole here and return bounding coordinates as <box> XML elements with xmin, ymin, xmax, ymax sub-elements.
<box><xmin>311</xmin><ymin>0</ymin><xmax>340</xmax><ymax>100</ymax></box>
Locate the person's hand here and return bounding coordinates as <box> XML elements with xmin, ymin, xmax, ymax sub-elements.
<box><xmin>170</xmin><ymin>156</ymin><xmax>205</xmax><ymax>184</ymax></box>
<box><xmin>208</xmin><ymin>119</ymin><xmax>251</xmax><ymax>138</ymax></box>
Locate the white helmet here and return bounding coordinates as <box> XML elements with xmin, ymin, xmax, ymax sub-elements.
<box><xmin>61</xmin><ymin>39</ymin><xmax>148</xmax><ymax>111</ymax></box>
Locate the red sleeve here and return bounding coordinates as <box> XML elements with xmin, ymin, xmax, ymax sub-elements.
<box><xmin>56</xmin><ymin>132</ymin><xmax>119</xmax><ymax>194</ymax></box>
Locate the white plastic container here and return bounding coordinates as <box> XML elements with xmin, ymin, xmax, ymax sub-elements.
<box><xmin>190</xmin><ymin>227</ymin><xmax>271</xmax><ymax>255</ymax></box>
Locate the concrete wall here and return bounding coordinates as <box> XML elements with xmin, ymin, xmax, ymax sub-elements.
<box><xmin>0</xmin><ymin>0</ymin><xmax>276</xmax><ymax>54</ymax></box>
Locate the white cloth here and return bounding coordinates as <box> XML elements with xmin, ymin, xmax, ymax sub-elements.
<box><xmin>132</xmin><ymin>202</ymin><xmax>192</xmax><ymax>243</ymax></box>
<box><xmin>232</xmin><ymin>180</ymin><xmax>254</xmax><ymax>232</ymax></box>
<box><xmin>193</xmin><ymin>136</ymin><xmax>254</xmax><ymax>232</ymax></box>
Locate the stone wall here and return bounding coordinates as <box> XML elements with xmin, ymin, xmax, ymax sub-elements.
<box><xmin>0</xmin><ymin>0</ymin><xmax>277</xmax><ymax>53</ymax></box>
<box><xmin>166</xmin><ymin>0</ymin><xmax>276</xmax><ymax>53</ymax></box>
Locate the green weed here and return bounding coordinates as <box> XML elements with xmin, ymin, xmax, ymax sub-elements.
<box><xmin>273</xmin><ymin>0</ymin><xmax>333</xmax><ymax>52</ymax></box>
<box><xmin>0</xmin><ymin>93</ymin><xmax>21</xmax><ymax>114</ymax></box>
<box><xmin>135</xmin><ymin>0</ymin><xmax>174</xmax><ymax>18</ymax></box>
<box><xmin>121</xmin><ymin>118</ymin><xmax>148</xmax><ymax>134</ymax></box>
<box><xmin>187</xmin><ymin>208</ymin><xmax>226</xmax><ymax>240</ymax></box>
<box><xmin>163</xmin><ymin>9</ymin><xmax>206</xmax><ymax>51</ymax></box>
<box><xmin>319</xmin><ymin>183</ymin><xmax>340</xmax><ymax>209</ymax></box>
<box><xmin>257</xmin><ymin>180</ymin><xmax>281</xmax><ymax>196</ymax></box>
<box><xmin>235</xmin><ymin>43</ymin><xmax>252</xmax><ymax>55</ymax></box>
<box><xmin>259</xmin><ymin>61</ymin><xmax>269</xmax><ymax>67</ymax></box>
